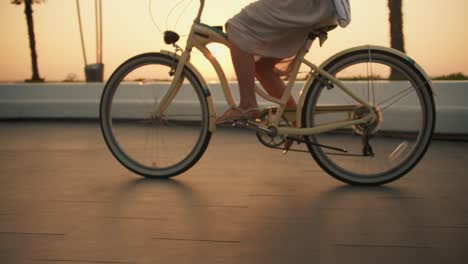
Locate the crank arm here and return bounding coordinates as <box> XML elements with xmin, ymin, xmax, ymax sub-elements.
<box><xmin>229</xmin><ymin>119</ymin><xmax>277</xmax><ymax>135</ymax></box>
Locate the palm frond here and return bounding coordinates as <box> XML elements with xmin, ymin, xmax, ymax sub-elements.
<box><xmin>11</xmin><ymin>0</ymin><xmax>45</xmax><ymax>5</ymax></box>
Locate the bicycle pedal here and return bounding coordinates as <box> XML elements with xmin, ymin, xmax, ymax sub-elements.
<box><xmin>282</xmin><ymin>139</ymin><xmax>294</xmax><ymax>155</ymax></box>
<box><xmin>215</xmin><ymin>120</ymin><xmax>232</xmax><ymax>126</ymax></box>
<box><xmin>232</xmin><ymin>120</ymin><xmax>245</xmax><ymax>126</ymax></box>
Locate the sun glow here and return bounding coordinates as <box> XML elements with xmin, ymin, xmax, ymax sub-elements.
<box><xmin>0</xmin><ymin>0</ymin><xmax>467</xmax><ymax>82</ymax></box>
<box><xmin>190</xmin><ymin>43</ymin><xmax>234</xmax><ymax>82</ymax></box>
<box><xmin>207</xmin><ymin>43</ymin><xmax>230</xmax><ymax>62</ymax></box>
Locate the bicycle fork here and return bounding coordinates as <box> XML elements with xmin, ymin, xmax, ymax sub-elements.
<box><xmin>150</xmin><ymin>51</ymin><xmax>189</xmax><ymax>118</ymax></box>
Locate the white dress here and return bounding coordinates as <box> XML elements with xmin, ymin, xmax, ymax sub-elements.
<box><xmin>226</xmin><ymin>0</ymin><xmax>338</xmax><ymax>59</ymax></box>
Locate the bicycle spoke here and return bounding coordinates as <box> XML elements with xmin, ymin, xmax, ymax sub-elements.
<box><xmin>378</xmin><ymin>88</ymin><xmax>414</xmax><ymax>111</ymax></box>
<box><xmin>366</xmin><ymin>49</ymin><xmax>376</xmax><ymax>105</ymax></box>
<box><xmin>322</xmin><ymin>82</ymin><xmax>354</xmax><ymax>105</ymax></box>
<box><xmin>377</xmin><ymin>81</ymin><xmax>428</xmax><ymax>111</ymax></box>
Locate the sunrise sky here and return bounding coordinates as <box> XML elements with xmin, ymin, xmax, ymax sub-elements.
<box><xmin>1</xmin><ymin>0</ymin><xmax>467</xmax><ymax>82</ymax></box>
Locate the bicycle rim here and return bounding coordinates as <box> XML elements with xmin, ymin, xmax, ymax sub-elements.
<box><xmin>304</xmin><ymin>50</ymin><xmax>435</xmax><ymax>185</ymax></box>
<box><xmin>100</xmin><ymin>53</ymin><xmax>211</xmax><ymax>178</ymax></box>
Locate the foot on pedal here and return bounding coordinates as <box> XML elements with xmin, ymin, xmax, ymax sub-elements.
<box><xmin>282</xmin><ymin>139</ymin><xmax>294</xmax><ymax>154</ymax></box>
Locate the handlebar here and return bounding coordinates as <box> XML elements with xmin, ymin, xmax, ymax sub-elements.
<box><xmin>195</xmin><ymin>0</ymin><xmax>205</xmax><ymax>22</ymax></box>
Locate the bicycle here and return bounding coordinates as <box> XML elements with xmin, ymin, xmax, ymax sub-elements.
<box><xmin>100</xmin><ymin>0</ymin><xmax>436</xmax><ymax>185</ymax></box>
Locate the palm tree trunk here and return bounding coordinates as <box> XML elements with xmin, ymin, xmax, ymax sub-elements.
<box><xmin>24</xmin><ymin>1</ymin><xmax>43</xmax><ymax>82</ymax></box>
<box><xmin>388</xmin><ymin>0</ymin><xmax>405</xmax><ymax>80</ymax></box>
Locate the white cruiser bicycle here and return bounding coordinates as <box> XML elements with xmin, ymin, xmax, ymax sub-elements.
<box><xmin>100</xmin><ymin>0</ymin><xmax>436</xmax><ymax>185</ymax></box>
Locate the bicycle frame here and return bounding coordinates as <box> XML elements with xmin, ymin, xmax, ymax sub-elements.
<box><xmin>154</xmin><ymin>0</ymin><xmax>377</xmax><ymax>136</ymax></box>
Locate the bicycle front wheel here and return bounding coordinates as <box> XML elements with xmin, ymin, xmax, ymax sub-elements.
<box><xmin>100</xmin><ymin>53</ymin><xmax>211</xmax><ymax>178</ymax></box>
<box><xmin>303</xmin><ymin>48</ymin><xmax>435</xmax><ymax>185</ymax></box>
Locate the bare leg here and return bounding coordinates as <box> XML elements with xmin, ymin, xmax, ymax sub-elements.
<box><xmin>230</xmin><ymin>43</ymin><xmax>258</xmax><ymax>110</ymax></box>
<box><xmin>216</xmin><ymin>43</ymin><xmax>260</xmax><ymax>124</ymax></box>
<box><xmin>256</xmin><ymin>58</ymin><xmax>298</xmax><ymax>151</ymax></box>
<box><xmin>255</xmin><ymin>58</ymin><xmax>297</xmax><ymax>108</ymax></box>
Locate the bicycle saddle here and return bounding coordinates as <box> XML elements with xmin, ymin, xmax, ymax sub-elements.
<box><xmin>308</xmin><ymin>18</ymin><xmax>338</xmax><ymax>47</ymax></box>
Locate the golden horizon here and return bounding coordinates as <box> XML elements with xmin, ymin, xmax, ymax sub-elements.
<box><xmin>0</xmin><ymin>0</ymin><xmax>467</xmax><ymax>82</ymax></box>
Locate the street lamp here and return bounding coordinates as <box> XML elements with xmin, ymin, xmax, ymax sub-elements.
<box><xmin>76</xmin><ymin>0</ymin><xmax>104</xmax><ymax>82</ymax></box>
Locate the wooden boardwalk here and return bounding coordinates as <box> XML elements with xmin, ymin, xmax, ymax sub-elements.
<box><xmin>0</xmin><ymin>121</ymin><xmax>467</xmax><ymax>264</ymax></box>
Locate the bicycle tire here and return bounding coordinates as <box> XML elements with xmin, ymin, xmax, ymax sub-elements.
<box><xmin>303</xmin><ymin>48</ymin><xmax>435</xmax><ymax>185</ymax></box>
<box><xmin>100</xmin><ymin>53</ymin><xmax>211</xmax><ymax>178</ymax></box>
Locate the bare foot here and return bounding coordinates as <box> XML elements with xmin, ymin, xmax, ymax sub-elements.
<box><xmin>216</xmin><ymin>106</ymin><xmax>261</xmax><ymax>125</ymax></box>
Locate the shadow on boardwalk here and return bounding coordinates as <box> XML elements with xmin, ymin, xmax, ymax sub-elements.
<box><xmin>0</xmin><ymin>120</ymin><xmax>467</xmax><ymax>264</ymax></box>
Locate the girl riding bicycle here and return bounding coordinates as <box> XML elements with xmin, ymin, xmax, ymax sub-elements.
<box><xmin>101</xmin><ymin>0</ymin><xmax>434</xmax><ymax>185</ymax></box>
<box><xmin>216</xmin><ymin>0</ymin><xmax>351</xmax><ymax>123</ymax></box>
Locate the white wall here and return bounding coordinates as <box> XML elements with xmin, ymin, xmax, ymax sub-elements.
<box><xmin>0</xmin><ymin>81</ymin><xmax>467</xmax><ymax>134</ymax></box>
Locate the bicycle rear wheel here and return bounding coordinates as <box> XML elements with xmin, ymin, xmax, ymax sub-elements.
<box><xmin>100</xmin><ymin>53</ymin><xmax>211</xmax><ymax>178</ymax></box>
<box><xmin>303</xmin><ymin>48</ymin><xmax>435</xmax><ymax>185</ymax></box>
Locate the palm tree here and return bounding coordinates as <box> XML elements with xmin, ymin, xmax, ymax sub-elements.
<box><xmin>388</xmin><ymin>0</ymin><xmax>405</xmax><ymax>79</ymax></box>
<box><xmin>11</xmin><ymin>0</ymin><xmax>45</xmax><ymax>82</ymax></box>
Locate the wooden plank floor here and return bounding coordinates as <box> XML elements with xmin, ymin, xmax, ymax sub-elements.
<box><xmin>0</xmin><ymin>121</ymin><xmax>467</xmax><ymax>264</ymax></box>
